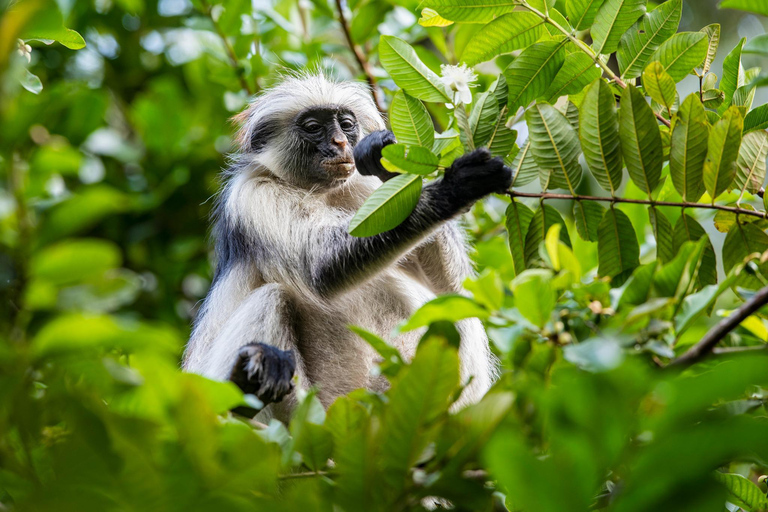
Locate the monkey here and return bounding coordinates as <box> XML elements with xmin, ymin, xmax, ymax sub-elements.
<box><xmin>183</xmin><ymin>72</ymin><xmax>512</xmax><ymax>423</ymax></box>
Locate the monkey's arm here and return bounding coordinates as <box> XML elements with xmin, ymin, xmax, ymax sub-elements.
<box><xmin>310</xmin><ymin>149</ymin><xmax>511</xmax><ymax>298</ymax></box>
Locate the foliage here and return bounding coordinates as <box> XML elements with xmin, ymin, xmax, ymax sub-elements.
<box><xmin>2</xmin><ymin>0</ymin><xmax>768</xmax><ymax>511</ymax></box>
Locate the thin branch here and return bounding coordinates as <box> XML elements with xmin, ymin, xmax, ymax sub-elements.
<box><xmin>507</xmin><ymin>190</ymin><xmax>768</xmax><ymax>220</ymax></box>
<box><xmin>278</xmin><ymin>470</ymin><xmax>333</xmax><ymax>480</ymax></box>
<box><xmin>518</xmin><ymin>1</ymin><xmax>672</xmax><ymax>128</ymax></box>
<box><xmin>198</xmin><ymin>0</ymin><xmax>254</xmax><ymax>96</ymax></box>
<box><xmin>669</xmin><ymin>285</ymin><xmax>768</xmax><ymax>367</ymax></box>
<box><xmin>333</xmin><ymin>0</ymin><xmax>387</xmax><ymax>114</ymax></box>
<box><xmin>713</xmin><ymin>345</ymin><xmax>768</xmax><ymax>355</ymax></box>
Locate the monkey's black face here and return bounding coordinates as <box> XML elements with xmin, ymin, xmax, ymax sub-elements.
<box><xmin>293</xmin><ymin>106</ymin><xmax>360</xmax><ymax>187</ymax></box>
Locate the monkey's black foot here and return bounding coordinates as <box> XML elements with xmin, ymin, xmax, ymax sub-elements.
<box><xmin>230</xmin><ymin>342</ymin><xmax>296</xmax><ymax>406</ymax></box>
<box><xmin>353</xmin><ymin>129</ymin><xmax>399</xmax><ymax>182</ymax></box>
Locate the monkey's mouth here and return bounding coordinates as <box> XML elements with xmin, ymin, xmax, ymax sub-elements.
<box><xmin>323</xmin><ymin>159</ymin><xmax>356</xmax><ymax>177</ymax></box>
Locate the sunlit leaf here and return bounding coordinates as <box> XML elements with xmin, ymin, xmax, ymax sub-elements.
<box><xmin>420</xmin><ymin>0</ymin><xmax>517</xmax><ymax>23</ymax></box>
<box><xmin>700</xmin><ymin>24</ymin><xmax>721</xmax><ymax>74</ymax></box>
<box><xmin>735</xmin><ymin>130</ymin><xmax>768</xmax><ymax>195</ymax></box>
<box><xmin>567</xmin><ymin>0</ymin><xmax>606</xmax><ymax>30</ymax></box>
<box><xmin>461</xmin><ymin>12</ymin><xmax>545</xmax><ymax>66</ymax></box>
<box><xmin>469</xmin><ymin>90</ymin><xmax>500</xmax><ymax>149</ymax></box>
<box><xmin>649</xmin><ymin>31</ymin><xmax>708</xmax><ymax>82</ymax></box>
<box><xmin>591</xmin><ymin>0</ymin><xmax>646</xmax><ymax>55</ymax></box>
<box><xmin>579</xmin><ymin>79</ymin><xmax>623</xmax><ymax>194</ymax></box>
<box><xmin>670</xmin><ymin>94</ymin><xmax>709</xmax><ymax>202</ymax></box>
<box><xmin>349</xmin><ymin>174</ymin><xmax>422</xmax><ymax>237</ymax></box>
<box><xmin>642</xmin><ymin>62</ymin><xmax>677</xmax><ymax>113</ymax></box>
<box><xmin>389</xmin><ymin>91</ymin><xmax>435</xmax><ymax>148</ymax></box>
<box><xmin>713</xmin><ymin>472</ymin><xmax>768</xmax><ymax>511</ymax></box>
<box><xmin>379</xmin><ymin>36</ymin><xmax>450</xmax><ymax>102</ymax></box>
<box><xmin>719</xmin><ymin>0</ymin><xmax>768</xmax><ymax>16</ymax></box>
<box><xmin>544</xmin><ymin>52</ymin><xmax>601</xmax><ymax>102</ymax></box>
<box><xmin>418</xmin><ymin>7</ymin><xmax>454</xmax><ymax>27</ymax></box>
<box><xmin>504</xmin><ymin>39</ymin><xmax>567</xmax><ymax>114</ymax></box>
<box><xmin>723</xmin><ymin>223</ymin><xmax>768</xmax><ymax>289</ymax></box>
<box><xmin>617</xmin><ymin>0</ymin><xmax>682</xmax><ymax>79</ymax></box>
<box><xmin>720</xmin><ymin>38</ymin><xmax>746</xmax><ymax>113</ymax></box>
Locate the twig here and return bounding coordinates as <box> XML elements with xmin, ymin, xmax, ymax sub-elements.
<box><xmin>198</xmin><ymin>0</ymin><xmax>254</xmax><ymax>96</ymax></box>
<box><xmin>669</xmin><ymin>285</ymin><xmax>768</xmax><ymax>367</ymax></box>
<box><xmin>278</xmin><ymin>470</ymin><xmax>333</xmax><ymax>480</ymax></box>
<box><xmin>518</xmin><ymin>1</ymin><xmax>672</xmax><ymax>128</ymax></box>
<box><xmin>333</xmin><ymin>0</ymin><xmax>387</xmax><ymax>114</ymax></box>
<box><xmin>506</xmin><ymin>190</ymin><xmax>767</xmax><ymax>220</ymax></box>
<box><xmin>713</xmin><ymin>345</ymin><xmax>768</xmax><ymax>355</ymax></box>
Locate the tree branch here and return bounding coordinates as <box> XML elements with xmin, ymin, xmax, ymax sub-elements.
<box><xmin>507</xmin><ymin>190</ymin><xmax>767</xmax><ymax>220</ymax></box>
<box><xmin>198</xmin><ymin>0</ymin><xmax>254</xmax><ymax>96</ymax></box>
<box><xmin>518</xmin><ymin>1</ymin><xmax>672</xmax><ymax>128</ymax></box>
<box><xmin>669</xmin><ymin>285</ymin><xmax>768</xmax><ymax>367</ymax></box>
<box><xmin>333</xmin><ymin>0</ymin><xmax>387</xmax><ymax>114</ymax></box>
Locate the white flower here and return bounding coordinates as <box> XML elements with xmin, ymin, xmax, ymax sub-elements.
<box><xmin>17</xmin><ymin>39</ymin><xmax>32</xmax><ymax>63</ymax></box>
<box><xmin>439</xmin><ymin>63</ymin><xmax>477</xmax><ymax>106</ymax></box>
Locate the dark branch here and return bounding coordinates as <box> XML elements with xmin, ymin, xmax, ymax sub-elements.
<box><xmin>669</xmin><ymin>285</ymin><xmax>768</xmax><ymax>367</ymax></box>
<box><xmin>199</xmin><ymin>0</ymin><xmax>254</xmax><ymax>96</ymax></box>
<box><xmin>333</xmin><ymin>0</ymin><xmax>386</xmax><ymax>114</ymax></box>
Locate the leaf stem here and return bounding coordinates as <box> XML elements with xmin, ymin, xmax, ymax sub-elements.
<box><xmin>506</xmin><ymin>190</ymin><xmax>767</xmax><ymax>219</ymax></box>
<box><xmin>198</xmin><ymin>0</ymin><xmax>254</xmax><ymax>96</ymax></box>
<box><xmin>333</xmin><ymin>0</ymin><xmax>387</xmax><ymax>114</ymax></box>
<box><xmin>669</xmin><ymin>284</ymin><xmax>768</xmax><ymax>367</ymax></box>
<box><xmin>517</xmin><ymin>0</ymin><xmax>672</xmax><ymax>128</ymax></box>
<box><xmin>278</xmin><ymin>470</ymin><xmax>333</xmax><ymax>480</ymax></box>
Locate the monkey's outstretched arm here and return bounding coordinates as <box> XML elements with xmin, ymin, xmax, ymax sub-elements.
<box><xmin>310</xmin><ymin>148</ymin><xmax>511</xmax><ymax>298</ymax></box>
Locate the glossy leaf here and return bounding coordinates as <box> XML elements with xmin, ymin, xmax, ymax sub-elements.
<box><xmin>669</xmin><ymin>94</ymin><xmax>709</xmax><ymax>202</ymax></box>
<box><xmin>617</xmin><ymin>0</ymin><xmax>682</xmax><ymax>79</ymax></box>
<box><xmin>720</xmin><ymin>38</ymin><xmax>746</xmax><ymax>113</ymax></box>
<box><xmin>544</xmin><ymin>52</ymin><xmax>601</xmax><ymax>102</ymax></box>
<box><xmin>700</xmin><ymin>24</ymin><xmax>721</xmax><ymax>74</ymax></box>
<box><xmin>381</xmin><ymin>144</ymin><xmax>439</xmax><ymax>175</ymax></box>
<box><xmin>389</xmin><ymin>91</ymin><xmax>435</xmax><ymax>149</ymax></box>
<box><xmin>597</xmin><ymin>207</ymin><xmax>639</xmax><ymax>279</ymax></box>
<box><xmin>735</xmin><ymin>130</ymin><xmax>768</xmax><ymax>195</ymax></box>
<box><xmin>526</xmin><ymin>102</ymin><xmax>583</xmax><ymax>193</ymax></box>
<box><xmin>420</xmin><ymin>0</ymin><xmax>518</xmax><ymax>23</ymax></box>
<box><xmin>591</xmin><ymin>0</ymin><xmax>647</xmax><ymax>55</ymax></box>
<box><xmin>580</xmin><ymin>79</ymin><xmax>623</xmax><ymax>194</ymax></box>
<box><xmin>703</xmin><ymin>106</ymin><xmax>744</xmax><ymax>200</ymax></box>
<box><xmin>619</xmin><ymin>85</ymin><xmax>663</xmax><ymax>195</ymax></box>
<box><xmin>506</xmin><ymin>200</ymin><xmax>535</xmax><ymax>276</ymax></box>
<box><xmin>379</xmin><ymin>36</ymin><xmax>450</xmax><ymax>103</ymax></box>
<box><xmin>649</xmin><ymin>32</ymin><xmax>708</xmax><ymax>82</ymax></box>
<box><xmin>744</xmin><ymin>103</ymin><xmax>768</xmax><ymax>133</ymax></box>
<box><xmin>348</xmin><ymin>174</ymin><xmax>422</xmax><ymax>237</ymax></box>
<box><xmin>719</xmin><ymin>0</ymin><xmax>768</xmax><ymax>16</ymax></box>
<box><xmin>504</xmin><ymin>39</ymin><xmax>567</xmax><ymax>114</ymax></box>
<box><xmin>469</xmin><ymin>90</ymin><xmax>500</xmax><ymax>149</ymax></box>
<box><xmin>461</xmin><ymin>12</ymin><xmax>545</xmax><ymax>66</ymax></box>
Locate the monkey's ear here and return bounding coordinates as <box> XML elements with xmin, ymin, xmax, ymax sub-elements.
<box><xmin>232</xmin><ymin>103</ymin><xmax>258</xmax><ymax>151</ymax></box>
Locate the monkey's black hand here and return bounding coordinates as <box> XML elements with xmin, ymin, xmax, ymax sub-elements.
<box><xmin>439</xmin><ymin>148</ymin><xmax>512</xmax><ymax>211</ymax></box>
<box><xmin>354</xmin><ymin>130</ymin><xmax>399</xmax><ymax>182</ymax></box>
<box><xmin>230</xmin><ymin>342</ymin><xmax>296</xmax><ymax>406</ymax></box>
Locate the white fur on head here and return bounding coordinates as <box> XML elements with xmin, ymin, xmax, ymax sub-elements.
<box><xmin>234</xmin><ymin>71</ymin><xmax>386</xmax><ymax>153</ymax></box>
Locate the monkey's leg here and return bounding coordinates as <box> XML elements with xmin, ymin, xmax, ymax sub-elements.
<box><xmin>192</xmin><ymin>283</ymin><xmax>308</xmax><ymax>421</ymax></box>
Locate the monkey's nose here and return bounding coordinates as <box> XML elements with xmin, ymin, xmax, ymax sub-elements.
<box><xmin>332</xmin><ymin>135</ymin><xmax>347</xmax><ymax>148</ymax></box>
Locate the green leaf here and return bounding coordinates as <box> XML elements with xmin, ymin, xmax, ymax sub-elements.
<box><xmin>567</xmin><ymin>0</ymin><xmax>606</xmax><ymax>30</ymax></box>
<box><xmin>670</xmin><ymin>94</ymin><xmax>709</xmax><ymax>202</ymax></box>
<box><xmin>420</xmin><ymin>0</ymin><xmax>518</xmax><ymax>22</ymax></box>
<box><xmin>418</xmin><ymin>7</ymin><xmax>454</xmax><ymax>27</ymax></box>
<box><xmin>30</xmin><ymin>238</ymin><xmax>122</xmax><ymax>286</ymax></box>
<box><xmin>455</xmin><ymin>104</ymin><xmax>475</xmax><ymax>151</ymax></box>
<box><xmin>511</xmin><ymin>269</ymin><xmax>556</xmax><ymax>328</ymax></box>
<box><xmin>349</xmin><ymin>174</ymin><xmax>422</xmax><ymax>237</ymax></box>
<box><xmin>469</xmin><ymin>90</ymin><xmax>500</xmax><ymax>148</ymax></box>
<box><xmin>591</xmin><ymin>0</ymin><xmax>647</xmax><ymax>55</ymax></box>
<box><xmin>461</xmin><ymin>12</ymin><xmax>545</xmax><ymax>66</ymax></box>
<box><xmin>642</xmin><ymin>62</ymin><xmax>677</xmax><ymax>113</ymax></box>
<box><xmin>720</xmin><ymin>38</ymin><xmax>746</xmax><ymax>113</ymax></box>
<box><xmin>510</xmin><ymin>139</ymin><xmax>538</xmax><ymax>186</ymax></box>
<box><xmin>349</xmin><ymin>325</ymin><xmax>404</xmax><ymax>377</ymax></box>
<box><xmin>379</xmin><ymin>36</ymin><xmax>450</xmax><ymax>103</ymax></box>
<box><xmin>619</xmin><ymin>85</ymin><xmax>663</xmax><ymax>195</ymax></box>
<box><xmin>700</xmin><ymin>24</ymin><xmax>721</xmax><ymax>74</ymax></box>
<box><xmin>719</xmin><ymin>0</ymin><xmax>768</xmax><ymax>16</ymax></box>
<box><xmin>573</xmin><ymin>200</ymin><xmax>605</xmax><ymax>242</ymax></box>
<box><xmin>714</xmin><ymin>472</ymin><xmax>768</xmax><ymax>512</ymax></box>
<box><xmin>744</xmin><ymin>103</ymin><xmax>768</xmax><ymax>133</ymax></box>
<box><xmin>713</xmin><ymin>204</ymin><xmax>760</xmax><ymax>233</ymax></box>
<box><xmin>674</xmin><ymin>213</ymin><xmax>717</xmax><ymax>287</ymax></box>
<box><xmin>506</xmin><ymin>200</ymin><xmax>535</xmax><ymax>276</ymax></box>
<box><xmin>381</xmin><ymin>144</ymin><xmax>439</xmax><ymax>175</ymax></box>
<box><xmin>674</xmin><ymin>279</ymin><xmax>733</xmax><ymax>336</ymax></box>
<box><xmin>379</xmin><ymin>337</ymin><xmax>459</xmax><ymax>493</ymax></box>
<box><xmin>20</xmin><ymin>69</ymin><xmax>43</xmax><ymax>94</ymax></box>
<box><xmin>580</xmin><ymin>79</ymin><xmax>623</xmax><ymax>194</ymax></box>
<box><xmin>524</xmin><ymin>204</ymin><xmax>571</xmax><ymax>267</ymax></box>
<box><xmin>649</xmin><ymin>206</ymin><xmax>675</xmax><ymax>264</ymax></box>
<box><xmin>597</xmin><ymin>207</ymin><xmax>640</xmax><ymax>279</ymax></box>
<box><xmin>504</xmin><ymin>39</ymin><xmax>567</xmax><ymax>114</ymax></box>
<box><xmin>735</xmin><ymin>130</ymin><xmax>768</xmax><ymax>195</ymax></box>
<box><xmin>400</xmin><ymin>295</ymin><xmax>489</xmax><ymax>331</ymax></box>
<box><xmin>723</xmin><ymin>223</ymin><xmax>768</xmax><ymax>289</ymax></box>
<box><xmin>617</xmin><ymin>0</ymin><xmax>682</xmax><ymax>79</ymax></box>
<box><xmin>293</xmin><ymin>422</ymin><xmax>333</xmax><ymax>471</ymax></box>
<box><xmin>23</xmin><ymin>25</ymin><xmax>86</xmax><ymax>50</ymax></box>
<box><xmin>544</xmin><ymin>52</ymin><xmax>601</xmax><ymax>102</ymax></box>
<box><xmin>526</xmin><ymin>102</ymin><xmax>583</xmax><ymax>193</ymax></box>
<box><xmin>487</xmin><ymin>107</ymin><xmax>517</xmax><ymax>157</ymax></box>
<box><xmin>649</xmin><ymin>32</ymin><xmax>708</xmax><ymax>82</ymax></box>
<box><xmin>703</xmin><ymin>106</ymin><xmax>744</xmax><ymax>200</ymax></box>
<box><xmin>389</xmin><ymin>91</ymin><xmax>435</xmax><ymax>149</ymax></box>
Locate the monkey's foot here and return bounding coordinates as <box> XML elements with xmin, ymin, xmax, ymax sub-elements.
<box><xmin>229</xmin><ymin>342</ymin><xmax>296</xmax><ymax>406</ymax></box>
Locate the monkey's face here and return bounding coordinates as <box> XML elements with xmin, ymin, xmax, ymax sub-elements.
<box><xmin>289</xmin><ymin>106</ymin><xmax>360</xmax><ymax>188</ymax></box>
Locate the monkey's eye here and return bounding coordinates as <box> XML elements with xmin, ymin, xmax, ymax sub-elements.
<box><xmin>303</xmin><ymin>122</ymin><xmax>322</xmax><ymax>133</ymax></box>
<box><xmin>340</xmin><ymin>118</ymin><xmax>356</xmax><ymax>131</ymax></box>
